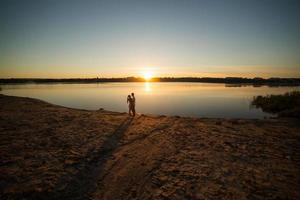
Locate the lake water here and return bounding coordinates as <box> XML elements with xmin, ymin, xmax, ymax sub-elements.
<box><xmin>1</xmin><ymin>82</ymin><xmax>299</xmax><ymax>119</ymax></box>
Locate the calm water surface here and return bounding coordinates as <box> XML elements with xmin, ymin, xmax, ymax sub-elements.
<box><xmin>1</xmin><ymin>82</ymin><xmax>299</xmax><ymax>119</ymax></box>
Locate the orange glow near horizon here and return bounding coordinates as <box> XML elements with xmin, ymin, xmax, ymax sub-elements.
<box><xmin>1</xmin><ymin>66</ymin><xmax>300</xmax><ymax>79</ymax></box>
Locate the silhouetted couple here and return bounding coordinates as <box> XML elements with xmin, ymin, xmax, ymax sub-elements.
<box><xmin>127</xmin><ymin>93</ymin><xmax>136</xmax><ymax>116</ymax></box>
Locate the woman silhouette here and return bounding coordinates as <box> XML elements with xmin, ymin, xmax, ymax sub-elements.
<box><xmin>127</xmin><ymin>95</ymin><xmax>133</xmax><ymax>116</ymax></box>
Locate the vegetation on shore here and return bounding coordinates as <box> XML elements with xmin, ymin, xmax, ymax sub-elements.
<box><xmin>252</xmin><ymin>91</ymin><xmax>300</xmax><ymax>118</ymax></box>
<box><xmin>1</xmin><ymin>77</ymin><xmax>300</xmax><ymax>86</ymax></box>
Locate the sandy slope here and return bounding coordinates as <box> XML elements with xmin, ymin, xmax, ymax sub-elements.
<box><xmin>0</xmin><ymin>94</ymin><xmax>299</xmax><ymax>199</ymax></box>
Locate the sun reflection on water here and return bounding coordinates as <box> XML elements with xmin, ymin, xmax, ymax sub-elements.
<box><xmin>144</xmin><ymin>82</ymin><xmax>151</xmax><ymax>92</ymax></box>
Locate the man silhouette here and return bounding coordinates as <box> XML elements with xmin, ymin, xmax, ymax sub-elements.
<box><xmin>131</xmin><ymin>93</ymin><xmax>136</xmax><ymax>116</ymax></box>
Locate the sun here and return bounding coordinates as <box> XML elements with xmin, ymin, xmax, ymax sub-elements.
<box><xmin>143</xmin><ymin>71</ymin><xmax>153</xmax><ymax>81</ymax></box>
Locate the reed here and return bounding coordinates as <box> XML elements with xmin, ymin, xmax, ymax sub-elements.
<box><xmin>252</xmin><ymin>91</ymin><xmax>300</xmax><ymax>118</ymax></box>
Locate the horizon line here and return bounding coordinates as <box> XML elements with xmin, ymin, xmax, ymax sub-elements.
<box><xmin>1</xmin><ymin>76</ymin><xmax>300</xmax><ymax>80</ymax></box>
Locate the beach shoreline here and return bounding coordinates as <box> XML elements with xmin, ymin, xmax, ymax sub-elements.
<box><xmin>1</xmin><ymin>94</ymin><xmax>299</xmax><ymax>199</ymax></box>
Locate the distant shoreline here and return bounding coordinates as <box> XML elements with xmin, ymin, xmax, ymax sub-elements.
<box><xmin>1</xmin><ymin>77</ymin><xmax>300</xmax><ymax>86</ymax></box>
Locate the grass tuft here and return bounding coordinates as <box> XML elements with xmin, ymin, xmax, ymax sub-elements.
<box><xmin>252</xmin><ymin>91</ymin><xmax>300</xmax><ymax>118</ymax></box>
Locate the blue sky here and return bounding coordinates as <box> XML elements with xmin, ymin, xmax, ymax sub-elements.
<box><xmin>1</xmin><ymin>0</ymin><xmax>299</xmax><ymax>78</ymax></box>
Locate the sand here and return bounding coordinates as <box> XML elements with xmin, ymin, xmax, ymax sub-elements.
<box><xmin>0</xmin><ymin>94</ymin><xmax>299</xmax><ymax>200</ymax></box>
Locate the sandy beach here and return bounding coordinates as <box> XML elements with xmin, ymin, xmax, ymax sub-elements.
<box><xmin>0</xmin><ymin>94</ymin><xmax>299</xmax><ymax>200</ymax></box>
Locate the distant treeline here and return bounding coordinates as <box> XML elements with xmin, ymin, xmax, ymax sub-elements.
<box><xmin>1</xmin><ymin>77</ymin><xmax>300</xmax><ymax>86</ymax></box>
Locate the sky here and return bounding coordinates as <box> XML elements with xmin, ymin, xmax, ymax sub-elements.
<box><xmin>0</xmin><ymin>0</ymin><xmax>300</xmax><ymax>78</ymax></box>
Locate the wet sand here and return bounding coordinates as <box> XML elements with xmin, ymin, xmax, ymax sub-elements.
<box><xmin>1</xmin><ymin>94</ymin><xmax>299</xmax><ymax>199</ymax></box>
